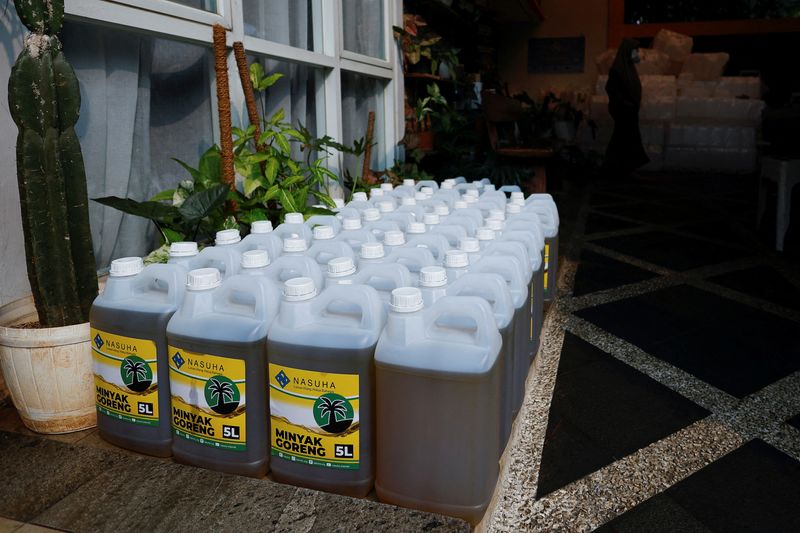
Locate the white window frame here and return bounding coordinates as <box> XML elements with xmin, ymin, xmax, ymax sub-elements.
<box><xmin>63</xmin><ymin>0</ymin><xmax>404</xmax><ymax>186</ymax></box>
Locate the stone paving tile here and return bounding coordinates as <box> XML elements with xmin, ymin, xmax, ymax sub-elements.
<box><xmin>0</xmin><ymin>517</ymin><xmax>25</xmax><ymax>533</ymax></box>
<box><xmin>0</xmin><ymin>431</ymin><xmax>127</xmax><ymax>523</ymax></box>
<box><xmin>572</xmin><ymin>249</ymin><xmax>656</xmax><ymax>296</ymax></box>
<box><xmin>707</xmin><ymin>265</ymin><xmax>800</xmax><ymax>311</ymax></box>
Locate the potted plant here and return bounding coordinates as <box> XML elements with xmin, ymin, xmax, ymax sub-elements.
<box><xmin>393</xmin><ymin>14</ymin><xmax>442</xmax><ymax>75</ymax></box>
<box><xmin>405</xmin><ymin>83</ymin><xmax>447</xmax><ymax>152</ymax></box>
<box><xmin>1</xmin><ymin>0</ymin><xmax>99</xmax><ymax>433</ymax></box>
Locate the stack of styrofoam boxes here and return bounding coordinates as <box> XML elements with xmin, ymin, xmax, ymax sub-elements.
<box><xmin>589</xmin><ymin>75</ymin><xmax>676</xmax><ymax>170</ymax></box>
<box><xmin>666</xmin><ymin>76</ymin><xmax>764</xmax><ymax>173</ymax></box>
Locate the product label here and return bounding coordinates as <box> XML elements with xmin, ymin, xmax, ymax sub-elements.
<box><xmin>543</xmin><ymin>243</ymin><xmax>550</xmax><ymax>290</ymax></box>
<box><xmin>269</xmin><ymin>364</ymin><xmax>360</xmax><ymax>470</ymax></box>
<box><xmin>92</xmin><ymin>328</ymin><xmax>159</xmax><ymax>426</ymax></box>
<box><xmin>168</xmin><ymin>346</ymin><xmax>247</xmax><ymax>452</ymax></box>
<box><xmin>530</xmin><ymin>282</ymin><xmax>535</xmax><ymax>341</ymax></box>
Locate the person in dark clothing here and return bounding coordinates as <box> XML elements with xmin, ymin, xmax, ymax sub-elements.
<box><xmin>603</xmin><ymin>39</ymin><xmax>649</xmax><ymax>178</ymax></box>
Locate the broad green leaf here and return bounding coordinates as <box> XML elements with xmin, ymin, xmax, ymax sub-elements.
<box><xmin>148</xmin><ymin>189</ymin><xmax>175</xmax><ymax>202</ymax></box>
<box><xmin>239</xmin><ymin>208</ymin><xmax>268</xmax><ymax>224</ymax></box>
<box><xmin>93</xmin><ymin>197</ymin><xmax>179</xmax><ymax>222</ymax></box>
<box><xmin>278</xmin><ymin>188</ymin><xmax>297</xmax><ymax>213</ymax></box>
<box><xmin>178</xmin><ymin>184</ymin><xmax>229</xmax><ymax>222</ymax></box>
<box><xmin>249</xmin><ymin>62</ymin><xmax>265</xmax><ymax>88</ymax></box>
<box><xmin>197</xmin><ymin>146</ymin><xmax>222</xmax><ymax>189</ymax></box>
<box><xmin>258</xmin><ymin>130</ymin><xmax>276</xmax><ymax>145</ymax></box>
<box><xmin>281</xmin><ymin>175</ymin><xmax>305</xmax><ymax>188</ymax></box>
<box><xmin>265</xmin><ymin>157</ymin><xmax>279</xmax><ymax>183</ymax></box>
<box><xmin>259</xmin><ymin>72</ymin><xmax>284</xmax><ymax>90</ymax></box>
<box><xmin>243</xmin><ymin>177</ymin><xmax>262</xmax><ymax>198</ymax></box>
<box><xmin>275</xmin><ymin>134</ymin><xmax>291</xmax><ymax>154</ymax></box>
<box><xmin>161</xmin><ymin>227</ymin><xmax>184</xmax><ymax>245</ymax></box>
<box><xmin>261</xmin><ymin>184</ymin><xmax>280</xmax><ymax>203</ymax></box>
<box><xmin>305</xmin><ymin>206</ymin><xmax>336</xmax><ymax>217</ymax></box>
<box><xmin>270</xmin><ymin>108</ymin><xmax>286</xmax><ymax>124</ymax></box>
<box><xmin>172</xmin><ymin>158</ymin><xmax>200</xmax><ymax>182</ymax></box>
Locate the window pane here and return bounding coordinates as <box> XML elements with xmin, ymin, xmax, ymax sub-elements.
<box><xmin>341</xmin><ymin>71</ymin><xmax>386</xmax><ymax>177</ymax></box>
<box><xmin>624</xmin><ymin>0</ymin><xmax>800</xmax><ymax>23</ymax></box>
<box><xmin>169</xmin><ymin>0</ymin><xmax>218</xmax><ymax>13</ymax></box>
<box><xmin>342</xmin><ymin>0</ymin><xmax>385</xmax><ymax>59</ymax></box>
<box><xmin>62</xmin><ymin>21</ymin><xmax>215</xmax><ymax>267</ymax></box>
<box><xmin>248</xmin><ymin>56</ymin><xmax>326</xmax><ymax>160</ymax></box>
<box><xmin>243</xmin><ymin>0</ymin><xmax>320</xmax><ymax>51</ymax></box>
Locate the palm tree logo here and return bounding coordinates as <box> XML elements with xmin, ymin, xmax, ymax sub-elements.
<box><xmin>120</xmin><ymin>356</ymin><xmax>152</xmax><ymax>393</ymax></box>
<box><xmin>204</xmin><ymin>375</ymin><xmax>240</xmax><ymax>415</ymax></box>
<box><xmin>313</xmin><ymin>393</ymin><xmax>354</xmax><ymax>434</ymax></box>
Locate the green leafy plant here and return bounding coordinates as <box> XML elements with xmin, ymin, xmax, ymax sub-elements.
<box><xmin>8</xmin><ymin>0</ymin><xmax>98</xmax><ymax>327</ymax></box>
<box><xmin>411</xmin><ymin>83</ymin><xmax>447</xmax><ymax>133</ymax></box>
<box><xmin>393</xmin><ymin>14</ymin><xmax>442</xmax><ymax>74</ymax></box>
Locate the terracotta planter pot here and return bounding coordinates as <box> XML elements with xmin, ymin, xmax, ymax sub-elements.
<box><xmin>0</xmin><ymin>296</ymin><xmax>96</xmax><ymax>434</ymax></box>
<box><xmin>416</xmin><ymin>130</ymin><xmax>436</xmax><ymax>152</ymax></box>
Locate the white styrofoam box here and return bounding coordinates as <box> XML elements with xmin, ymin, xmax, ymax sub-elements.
<box><xmin>636</xmin><ymin>49</ymin><xmax>671</xmax><ymax>76</ymax></box>
<box><xmin>681</xmin><ymin>53</ymin><xmax>729</xmax><ymax>82</ymax></box>
<box><xmin>676</xmin><ymin>97</ymin><xmax>765</xmax><ymax>123</ymax></box>
<box><xmin>641</xmin><ymin>98</ymin><xmax>677</xmax><ymax>121</ymax></box>
<box><xmin>667</xmin><ymin>122</ymin><xmax>756</xmax><ymax>150</ymax></box>
<box><xmin>679</xmin><ymin>80</ymin><xmax>718</xmax><ymax>98</ymax></box>
<box><xmin>640</xmin><ymin>122</ymin><xmax>667</xmax><ymax>145</ymax></box>
<box><xmin>590</xmin><ymin>95</ymin><xmax>610</xmax><ymax>119</ymax></box>
<box><xmin>596</xmin><ymin>75</ymin><xmax>677</xmax><ymax>99</ymax></box>
<box><xmin>653</xmin><ymin>29</ymin><xmax>694</xmax><ymax>63</ymax></box>
<box><xmin>595</xmin><ymin>49</ymin><xmax>616</xmax><ymax>76</ymax></box>
<box><xmin>715</xmin><ymin>77</ymin><xmax>761</xmax><ymax>99</ymax></box>
<box><xmin>664</xmin><ymin>146</ymin><xmax>757</xmax><ymax>173</ymax></box>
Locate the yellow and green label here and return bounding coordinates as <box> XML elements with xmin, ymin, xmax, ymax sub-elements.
<box><xmin>92</xmin><ymin>328</ymin><xmax>159</xmax><ymax>427</ymax></box>
<box><xmin>168</xmin><ymin>346</ymin><xmax>247</xmax><ymax>452</ymax></box>
<box><xmin>543</xmin><ymin>243</ymin><xmax>551</xmax><ymax>290</ymax></box>
<box><xmin>269</xmin><ymin>363</ymin><xmax>360</xmax><ymax>470</ymax></box>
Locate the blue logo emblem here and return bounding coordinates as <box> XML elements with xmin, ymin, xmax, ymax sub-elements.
<box><xmin>172</xmin><ymin>351</ymin><xmax>185</xmax><ymax>369</ymax></box>
<box><xmin>93</xmin><ymin>334</ymin><xmax>104</xmax><ymax>349</ymax></box>
<box><xmin>275</xmin><ymin>370</ymin><xmax>290</xmax><ymax>388</ymax></box>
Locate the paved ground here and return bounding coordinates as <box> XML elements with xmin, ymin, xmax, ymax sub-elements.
<box><xmin>485</xmin><ymin>173</ymin><xmax>800</xmax><ymax>531</ymax></box>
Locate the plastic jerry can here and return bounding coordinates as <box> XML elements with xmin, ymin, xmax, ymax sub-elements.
<box><xmin>91</xmin><ymin>257</ymin><xmax>186</xmax><ymax>457</ymax></box>
<box><xmin>345</xmin><ymin>193</ymin><xmax>373</xmax><ymax>213</ymax></box>
<box><xmin>363</xmin><ymin>208</ymin><xmax>401</xmax><ymax>241</ymax></box>
<box><xmin>415</xmin><ymin>179</ymin><xmax>439</xmax><ymax>191</ymax></box>
<box><xmin>240</xmin><ymin>250</ymin><xmax>272</xmax><ymax>276</ymax></box>
<box><xmin>267</xmin><ymin>278</ymin><xmax>385</xmax><ymax>497</ymax></box>
<box><xmin>446</xmin><ymin>272</ymin><xmax>515</xmax><ymax>446</ymax></box>
<box><xmin>485</xmin><ymin>218</ymin><xmax>505</xmax><ymax>238</ymax></box>
<box><xmin>429</xmin><ymin>221</ymin><xmax>468</xmax><ymax>248</ymax></box>
<box><xmin>375</xmin><ymin>288</ymin><xmax>502</xmax><ymax>523</ymax></box>
<box><xmin>470</xmin><ymin>255</ymin><xmax>529</xmax><ymax>418</ymax></box>
<box><xmin>194</xmin><ymin>229</ymin><xmax>244</xmax><ymax>278</ymax></box>
<box><xmin>358</xmin><ymin>242</ymin><xmax>388</xmax><ymax>266</ymax></box>
<box><xmin>263</xmin><ymin>252</ymin><xmax>324</xmax><ymax>290</ymax></box>
<box><xmin>476</xmin><ymin>227</ymin><xmax>497</xmax><ymax>250</ymax></box>
<box><xmin>240</xmin><ymin>221</ymin><xmax>283</xmax><ymax>262</ymax></box>
<box><xmin>307</xmin><ymin>226</ymin><xmax>355</xmax><ymax>268</ymax></box>
<box><xmin>379</xmin><ymin>208</ymin><xmax>415</xmax><ymax>232</ymax></box>
<box><xmin>273</xmin><ymin>212</ymin><xmax>314</xmax><ymax>244</ymax></box>
<box><xmin>167</xmin><ymin>241</ymin><xmax>199</xmax><ymax>269</ymax></box>
<box><xmin>393</xmin><ymin>179</ymin><xmax>417</xmax><ymax>199</ymax></box>
<box><xmin>305</xmin><ymin>214</ymin><xmax>342</xmax><ymax>233</ymax></box>
<box><xmin>499</xmin><ymin>229</ymin><xmax>544</xmax><ymax>359</ymax></box>
<box><xmin>516</xmin><ymin>207</ymin><xmax>558</xmax><ymax>302</ymax></box>
<box><xmin>344</xmin><ymin>260</ymin><xmax>412</xmax><ymax>312</ymax></box>
<box><xmin>444</xmin><ymin>250</ymin><xmax>470</xmax><ymax>282</ymax></box>
<box><xmin>452</xmin><ymin>202</ymin><xmax>485</xmax><ymax>229</ymax></box>
<box><xmin>166</xmin><ymin>268</ymin><xmax>280</xmax><ymax>477</ymax></box>
<box><xmin>443</xmin><ymin>213</ymin><xmax>479</xmax><ymax>237</ymax></box>
<box><xmin>384</xmin><ymin>245</ymin><xmax>437</xmax><ymax>287</ymax></box>
<box><xmin>459</xmin><ymin>237</ymin><xmax>483</xmax><ymax>265</ymax></box>
<box><xmin>396</xmin><ymin>197</ymin><xmax>425</xmax><ymax>221</ymax></box>
<box><xmin>335</xmin><ymin>217</ymin><xmax>376</xmax><ymax>250</ymax></box>
<box><xmin>406</xmin><ymin>233</ymin><xmax>451</xmax><ymax>264</ymax></box>
<box><xmin>418</xmin><ymin>266</ymin><xmax>448</xmax><ymax>306</ymax></box>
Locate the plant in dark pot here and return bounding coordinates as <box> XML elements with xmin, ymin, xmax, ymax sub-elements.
<box><xmin>1</xmin><ymin>0</ymin><xmax>99</xmax><ymax>433</ymax></box>
<box><xmin>405</xmin><ymin>83</ymin><xmax>446</xmax><ymax>153</ymax></box>
<box><xmin>393</xmin><ymin>14</ymin><xmax>442</xmax><ymax>75</ymax></box>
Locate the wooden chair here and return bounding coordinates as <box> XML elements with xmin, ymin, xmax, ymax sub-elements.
<box><xmin>483</xmin><ymin>92</ymin><xmax>553</xmax><ymax>193</ymax></box>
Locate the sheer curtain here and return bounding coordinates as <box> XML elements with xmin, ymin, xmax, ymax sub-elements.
<box><xmin>62</xmin><ymin>22</ymin><xmax>214</xmax><ymax>268</ymax></box>
<box><xmin>341</xmin><ymin>72</ymin><xmax>386</xmax><ymax>176</ymax></box>
<box><xmin>342</xmin><ymin>0</ymin><xmax>385</xmax><ymax>59</ymax></box>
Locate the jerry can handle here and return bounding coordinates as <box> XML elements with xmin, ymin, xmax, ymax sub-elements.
<box><xmin>446</xmin><ymin>273</ymin><xmax>514</xmax><ymax>319</ymax></box>
<box><xmin>313</xmin><ymin>284</ymin><xmax>385</xmax><ymax>331</ymax></box>
<box><xmin>354</xmin><ymin>262</ymin><xmax>412</xmax><ymax>290</ymax></box>
<box><xmin>213</xmin><ymin>275</ymin><xmax>277</xmax><ymax>322</ymax></box>
<box><xmin>426</xmin><ymin>295</ymin><xmax>497</xmax><ymax>347</ymax></box>
<box><xmin>387</xmin><ymin>246</ymin><xmax>436</xmax><ymax>268</ymax></box>
<box><xmin>137</xmin><ymin>264</ymin><xmax>185</xmax><ymax>304</ymax></box>
<box><xmin>416</xmin><ymin>179</ymin><xmax>439</xmax><ymax>191</ymax></box>
<box><xmin>472</xmin><ymin>255</ymin><xmax>527</xmax><ymax>292</ymax></box>
<box><xmin>270</xmin><ymin>257</ymin><xmax>324</xmax><ymax>291</ymax></box>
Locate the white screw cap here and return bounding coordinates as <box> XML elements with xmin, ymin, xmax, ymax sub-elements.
<box><xmin>169</xmin><ymin>242</ymin><xmax>198</xmax><ymax>257</ymax></box>
<box><xmin>370</xmin><ymin>188</ymin><xmax>384</xmax><ymax>198</ymax></box>
<box><xmin>401</xmin><ymin>197</ymin><xmax>417</xmax><ymax>206</ymax></box>
<box><xmin>511</xmin><ymin>191</ymin><xmax>525</xmax><ymax>201</ymax></box>
<box><xmin>407</xmin><ymin>222</ymin><xmax>426</xmax><ymax>234</ymax></box>
<box><xmin>441</xmin><ymin>181</ymin><xmax>454</xmax><ymax>190</ymax></box>
<box><xmin>477</xmin><ymin>228</ymin><xmax>496</xmax><ymax>241</ymax></box>
<box><xmin>241</xmin><ymin>249</ymin><xmax>270</xmax><ymax>269</ymax></box>
<box><xmin>361</xmin><ymin>242</ymin><xmax>385</xmax><ymax>259</ymax></box>
<box><xmin>377</xmin><ymin>201</ymin><xmax>395</xmax><ymax>213</ymax></box>
<box><xmin>110</xmin><ymin>257</ymin><xmax>144</xmax><ymax>277</ymax></box>
<box><xmin>333</xmin><ymin>198</ymin><xmax>345</xmax><ymax>208</ymax></box>
<box><xmin>285</xmin><ymin>213</ymin><xmax>304</xmax><ymax>224</ymax></box>
<box><xmin>352</xmin><ymin>191</ymin><xmax>368</xmax><ymax>202</ymax></box>
<box><xmin>454</xmin><ymin>200</ymin><xmax>468</xmax><ymax>210</ymax></box>
<box><xmin>434</xmin><ymin>205</ymin><xmax>450</xmax><ymax>216</ymax></box>
<box><xmin>390</xmin><ymin>287</ymin><xmax>424</xmax><ymax>313</ymax></box>
<box><xmin>506</xmin><ymin>203</ymin><xmax>522</xmax><ymax>214</ymax></box>
<box><xmin>327</xmin><ymin>256</ymin><xmax>357</xmax><ymax>277</ymax></box>
<box><xmin>283</xmin><ymin>236</ymin><xmax>308</xmax><ymax>253</ymax></box>
<box><xmin>215</xmin><ymin>229</ymin><xmax>241</xmax><ymax>246</ymax></box>
<box><xmin>512</xmin><ymin>198</ymin><xmax>526</xmax><ymax>206</ymax></box>
<box><xmin>383</xmin><ymin>230</ymin><xmax>405</xmax><ymax>246</ymax></box>
<box><xmin>465</xmin><ymin>189</ymin><xmax>480</xmax><ymax>198</ymax></box>
<box><xmin>421</xmin><ymin>186</ymin><xmax>434</xmax><ymax>195</ymax></box>
<box><xmin>484</xmin><ymin>184</ymin><xmax>496</xmax><ymax>192</ymax></box>
<box><xmin>444</xmin><ymin>250</ymin><xmax>469</xmax><ymax>268</ymax></box>
<box><xmin>283</xmin><ymin>277</ymin><xmax>317</xmax><ymax>301</ymax></box>
<box><xmin>403</xmin><ymin>179</ymin><xmax>415</xmax><ymax>187</ymax></box>
<box><xmin>363</xmin><ymin>208</ymin><xmax>380</xmax><ymax>222</ymax></box>
<box><xmin>342</xmin><ymin>217</ymin><xmax>362</xmax><ymax>230</ymax></box>
<box><xmin>313</xmin><ymin>225</ymin><xmax>336</xmax><ymax>240</ymax></box>
<box><xmin>187</xmin><ymin>268</ymin><xmax>222</xmax><ymax>291</ymax></box>
<box><xmin>423</xmin><ymin>213</ymin><xmax>440</xmax><ymax>225</ymax></box>
<box><xmin>419</xmin><ymin>266</ymin><xmax>447</xmax><ymax>287</ymax></box>
<box><xmin>464</xmin><ymin>195</ymin><xmax>479</xmax><ymax>204</ymax></box>
<box><xmin>486</xmin><ymin>218</ymin><xmax>505</xmax><ymax>232</ymax></box>
<box><xmin>489</xmin><ymin>209</ymin><xmax>506</xmax><ymax>220</ymax></box>
<box><xmin>380</xmin><ymin>183</ymin><xmax>394</xmax><ymax>191</ymax></box>
<box><xmin>251</xmin><ymin>220</ymin><xmax>273</xmax><ymax>234</ymax></box>
<box><xmin>459</xmin><ymin>237</ymin><xmax>480</xmax><ymax>253</ymax></box>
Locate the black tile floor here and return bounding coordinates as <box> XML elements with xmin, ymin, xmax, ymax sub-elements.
<box><xmin>487</xmin><ymin>172</ymin><xmax>800</xmax><ymax>531</ymax></box>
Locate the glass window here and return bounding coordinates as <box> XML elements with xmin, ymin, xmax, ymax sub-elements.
<box><xmin>624</xmin><ymin>0</ymin><xmax>800</xmax><ymax>24</ymax></box>
<box><xmin>341</xmin><ymin>71</ymin><xmax>386</xmax><ymax>176</ymax></box>
<box><xmin>243</xmin><ymin>0</ymin><xmax>321</xmax><ymax>51</ymax></box>
<box><xmin>342</xmin><ymin>0</ymin><xmax>385</xmax><ymax>59</ymax></box>
<box><xmin>62</xmin><ymin>21</ymin><xmax>215</xmax><ymax>266</ymax></box>
<box><xmin>167</xmin><ymin>0</ymin><xmax>218</xmax><ymax>13</ymax></box>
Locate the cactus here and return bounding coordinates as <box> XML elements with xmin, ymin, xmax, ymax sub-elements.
<box><xmin>8</xmin><ymin>0</ymin><xmax>98</xmax><ymax>327</ymax></box>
